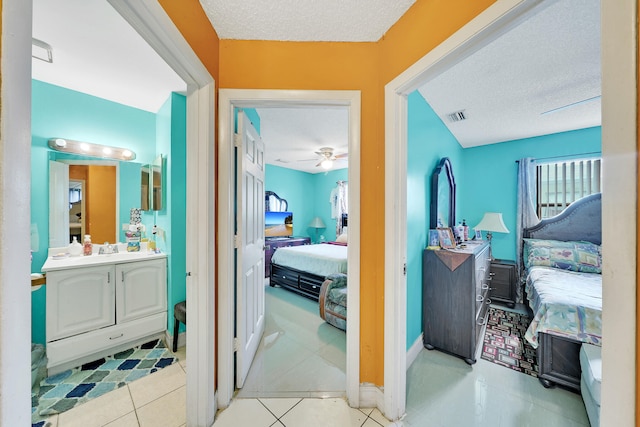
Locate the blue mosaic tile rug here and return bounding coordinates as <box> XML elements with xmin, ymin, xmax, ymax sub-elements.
<box><xmin>31</xmin><ymin>339</ymin><xmax>176</xmax><ymax>426</ymax></box>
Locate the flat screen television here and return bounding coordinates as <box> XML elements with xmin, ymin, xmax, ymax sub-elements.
<box><xmin>265</xmin><ymin>211</ymin><xmax>293</xmax><ymax>237</ymax></box>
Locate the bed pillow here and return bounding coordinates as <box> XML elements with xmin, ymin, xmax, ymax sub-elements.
<box><xmin>336</xmin><ymin>233</ymin><xmax>348</xmax><ymax>244</ymax></box>
<box><xmin>523</xmin><ymin>239</ymin><xmax>602</xmax><ymax>273</ymax></box>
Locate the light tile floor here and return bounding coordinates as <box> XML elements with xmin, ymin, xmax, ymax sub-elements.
<box><xmin>39</xmin><ymin>291</ymin><xmax>589</xmax><ymax>426</ymax></box>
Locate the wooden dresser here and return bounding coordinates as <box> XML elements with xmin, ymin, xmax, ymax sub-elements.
<box><xmin>264</xmin><ymin>236</ymin><xmax>311</xmax><ymax>277</ymax></box>
<box><xmin>422</xmin><ymin>241</ymin><xmax>491</xmax><ymax>364</ymax></box>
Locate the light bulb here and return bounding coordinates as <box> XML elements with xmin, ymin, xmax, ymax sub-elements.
<box><xmin>321</xmin><ymin>159</ymin><xmax>333</xmax><ymax>170</ymax></box>
<box><xmin>54</xmin><ymin>138</ymin><xmax>67</xmax><ymax>148</ymax></box>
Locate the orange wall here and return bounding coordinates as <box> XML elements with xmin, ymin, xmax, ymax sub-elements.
<box><xmin>163</xmin><ymin>0</ymin><xmax>496</xmax><ymax>385</ymax></box>
<box><xmin>86</xmin><ymin>165</ymin><xmax>116</xmax><ymax>244</ymax></box>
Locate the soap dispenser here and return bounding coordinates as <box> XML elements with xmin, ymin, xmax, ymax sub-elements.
<box><xmin>68</xmin><ymin>236</ymin><xmax>82</xmax><ymax>257</ymax></box>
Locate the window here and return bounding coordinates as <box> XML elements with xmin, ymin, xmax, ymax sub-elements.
<box><xmin>536</xmin><ymin>158</ymin><xmax>601</xmax><ymax>219</ymax></box>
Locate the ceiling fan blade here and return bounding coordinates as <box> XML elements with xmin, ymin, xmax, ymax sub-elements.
<box><xmin>335</xmin><ymin>153</ymin><xmax>348</xmax><ymax>159</ymax></box>
<box><xmin>315</xmin><ymin>160</ymin><xmax>323</xmax><ymax>167</ymax></box>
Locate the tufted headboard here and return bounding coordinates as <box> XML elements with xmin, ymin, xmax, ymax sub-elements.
<box><xmin>523</xmin><ymin>193</ymin><xmax>601</xmax><ymax>245</ymax></box>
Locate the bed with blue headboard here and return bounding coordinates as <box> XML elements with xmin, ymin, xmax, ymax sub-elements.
<box><xmin>522</xmin><ymin>192</ymin><xmax>602</xmax><ymax>391</ymax></box>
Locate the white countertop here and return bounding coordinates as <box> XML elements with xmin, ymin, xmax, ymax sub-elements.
<box><xmin>42</xmin><ymin>247</ymin><xmax>166</xmax><ymax>272</ymax></box>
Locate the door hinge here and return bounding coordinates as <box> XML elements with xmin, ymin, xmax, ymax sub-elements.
<box><xmin>234</xmin><ymin>235</ymin><xmax>240</xmax><ymax>248</ymax></box>
<box><xmin>233</xmin><ymin>134</ymin><xmax>242</xmax><ymax>148</ymax></box>
<box><xmin>233</xmin><ymin>337</ymin><xmax>240</xmax><ymax>352</ymax></box>
<box><xmin>403</xmin><ymin>263</ymin><xmax>407</xmax><ymax>276</ymax></box>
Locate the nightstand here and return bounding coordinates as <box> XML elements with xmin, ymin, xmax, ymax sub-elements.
<box><xmin>489</xmin><ymin>259</ymin><xmax>517</xmax><ymax>308</ymax></box>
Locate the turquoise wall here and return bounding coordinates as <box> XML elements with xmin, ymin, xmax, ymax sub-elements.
<box><xmin>264</xmin><ymin>165</ymin><xmax>348</xmax><ymax>242</ymax></box>
<box><xmin>265</xmin><ymin>165</ymin><xmax>315</xmax><ymax>238</ymax></box>
<box><xmin>406</xmin><ymin>91</ymin><xmax>464</xmax><ymax>347</ymax></box>
<box><xmin>155</xmin><ymin>93</ymin><xmax>188</xmax><ymax>334</ymax></box>
<box><xmin>459</xmin><ymin>126</ymin><xmax>601</xmax><ymax>261</ymax></box>
<box><xmin>405</xmin><ymin>90</ymin><xmax>602</xmax><ymax>348</ymax></box>
<box><xmin>30</xmin><ymin>80</ymin><xmax>186</xmax><ymax>345</ymax></box>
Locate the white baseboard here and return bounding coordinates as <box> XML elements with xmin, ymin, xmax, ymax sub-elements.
<box><xmin>406</xmin><ymin>333</ymin><xmax>424</xmax><ymax>370</ymax></box>
<box><xmin>165</xmin><ymin>330</ymin><xmax>186</xmax><ymax>352</ymax></box>
<box><xmin>359</xmin><ymin>383</ymin><xmax>385</xmax><ymax>411</ymax></box>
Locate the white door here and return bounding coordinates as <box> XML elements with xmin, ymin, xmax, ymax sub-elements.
<box><xmin>235</xmin><ymin>111</ymin><xmax>266</xmax><ymax>388</ymax></box>
<box><xmin>116</xmin><ymin>259</ymin><xmax>167</xmax><ymax>324</ymax></box>
<box><xmin>49</xmin><ymin>160</ymin><xmax>69</xmax><ymax>247</ymax></box>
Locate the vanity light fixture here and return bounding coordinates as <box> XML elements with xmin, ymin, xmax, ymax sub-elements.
<box><xmin>48</xmin><ymin>138</ymin><xmax>136</xmax><ymax>161</ymax></box>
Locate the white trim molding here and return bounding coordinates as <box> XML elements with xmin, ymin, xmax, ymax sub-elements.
<box><xmin>1</xmin><ymin>0</ymin><xmax>34</xmax><ymax>425</ymax></box>
<box><xmin>217</xmin><ymin>89</ymin><xmax>361</xmax><ymax>410</ymax></box>
<box><xmin>406</xmin><ymin>334</ymin><xmax>424</xmax><ymax>371</ymax></box>
<box><xmin>108</xmin><ymin>2</ymin><xmax>216</xmax><ymax>426</ymax></box>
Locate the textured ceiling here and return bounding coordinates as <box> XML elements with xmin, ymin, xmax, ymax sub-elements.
<box><xmin>256</xmin><ymin>107</ymin><xmax>349</xmax><ymax>174</ymax></box>
<box><xmin>199</xmin><ymin>0</ymin><xmax>416</xmax><ymax>41</ymax></box>
<box><xmin>418</xmin><ymin>0</ymin><xmax>601</xmax><ymax>147</ymax></box>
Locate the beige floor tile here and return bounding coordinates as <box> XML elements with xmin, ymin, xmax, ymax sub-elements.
<box><xmin>368</xmin><ymin>408</ymin><xmax>392</xmax><ymax>426</ymax></box>
<box><xmin>173</xmin><ymin>346</ymin><xmax>187</xmax><ymax>370</ymax></box>
<box><xmin>41</xmin><ymin>414</ymin><xmax>58</xmax><ymax>427</ymax></box>
<box><xmin>103</xmin><ymin>411</ymin><xmax>139</xmax><ymax>427</ymax></box>
<box><xmin>362</xmin><ymin>418</ymin><xmax>384</xmax><ymax>427</ymax></box>
<box><xmin>212</xmin><ymin>398</ymin><xmax>278</xmax><ymax>427</ymax></box>
<box><xmin>136</xmin><ymin>386</ymin><xmax>186</xmax><ymax>427</ymax></box>
<box><xmin>57</xmin><ymin>386</ymin><xmax>134</xmax><ymax>427</ymax></box>
<box><xmin>258</xmin><ymin>397</ymin><xmax>302</xmax><ymax>418</ymax></box>
<box><xmin>128</xmin><ymin>363</ymin><xmax>186</xmax><ymax>408</ymax></box>
<box><xmin>279</xmin><ymin>398</ymin><xmax>359</xmax><ymax>427</ymax></box>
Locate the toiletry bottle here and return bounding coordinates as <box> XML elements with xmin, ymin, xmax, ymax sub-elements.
<box><xmin>456</xmin><ymin>222</ymin><xmax>464</xmax><ymax>243</ymax></box>
<box><xmin>83</xmin><ymin>234</ymin><xmax>92</xmax><ymax>256</ymax></box>
<box><xmin>68</xmin><ymin>236</ymin><xmax>82</xmax><ymax>257</ymax></box>
<box><xmin>462</xmin><ymin>219</ymin><xmax>469</xmax><ymax>241</ymax></box>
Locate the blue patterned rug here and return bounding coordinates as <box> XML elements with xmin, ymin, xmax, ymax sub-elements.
<box><xmin>32</xmin><ymin>339</ymin><xmax>176</xmax><ymax>426</ymax></box>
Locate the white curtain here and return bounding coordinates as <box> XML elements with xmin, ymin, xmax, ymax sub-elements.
<box><xmin>331</xmin><ymin>181</ymin><xmax>348</xmax><ymax>236</ymax></box>
<box><xmin>516</xmin><ymin>158</ymin><xmax>539</xmax><ymax>303</ymax></box>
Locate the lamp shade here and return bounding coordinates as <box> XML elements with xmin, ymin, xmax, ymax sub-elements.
<box><xmin>474</xmin><ymin>212</ymin><xmax>509</xmax><ymax>233</ymax></box>
<box><xmin>308</xmin><ymin>216</ymin><xmax>326</xmax><ymax>228</ymax></box>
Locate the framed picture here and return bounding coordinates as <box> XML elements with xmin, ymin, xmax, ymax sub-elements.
<box><xmin>437</xmin><ymin>227</ymin><xmax>456</xmax><ymax>249</ymax></box>
<box><xmin>427</xmin><ymin>229</ymin><xmax>439</xmax><ymax>249</ymax></box>
<box><xmin>474</xmin><ymin>229</ymin><xmax>483</xmax><ymax>240</ymax></box>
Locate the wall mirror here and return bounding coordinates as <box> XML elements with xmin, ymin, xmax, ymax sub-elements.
<box><xmin>142</xmin><ymin>154</ymin><xmax>164</xmax><ymax>211</ymax></box>
<box><xmin>48</xmin><ymin>152</ymin><xmax>143</xmax><ymax>246</ymax></box>
<box><xmin>429</xmin><ymin>157</ymin><xmax>456</xmax><ymax>229</ymax></box>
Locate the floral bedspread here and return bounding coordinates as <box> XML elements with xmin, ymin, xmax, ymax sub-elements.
<box><xmin>524</xmin><ymin>266</ymin><xmax>602</xmax><ymax>348</ymax></box>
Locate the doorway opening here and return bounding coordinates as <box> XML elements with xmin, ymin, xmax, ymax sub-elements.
<box><xmin>383</xmin><ymin>0</ymin><xmax>635</xmax><ymax>423</ymax></box>
<box><xmin>217</xmin><ymin>89</ymin><xmax>362</xmax><ymax>409</ymax></box>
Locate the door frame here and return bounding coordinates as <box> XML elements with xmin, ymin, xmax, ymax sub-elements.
<box><xmin>107</xmin><ymin>2</ymin><xmax>217</xmax><ymax>426</ymax></box>
<box><xmin>384</xmin><ymin>0</ymin><xmax>636</xmax><ymax>424</ymax></box>
<box><xmin>217</xmin><ymin>89</ymin><xmax>361</xmax><ymax>409</ymax></box>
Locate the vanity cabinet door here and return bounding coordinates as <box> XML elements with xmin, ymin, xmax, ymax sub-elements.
<box><xmin>46</xmin><ymin>265</ymin><xmax>115</xmax><ymax>342</ymax></box>
<box><xmin>116</xmin><ymin>259</ymin><xmax>167</xmax><ymax>324</ymax></box>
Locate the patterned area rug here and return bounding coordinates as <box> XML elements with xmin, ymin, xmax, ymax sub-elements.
<box><xmin>481</xmin><ymin>307</ymin><xmax>538</xmax><ymax>378</ymax></box>
<box><xmin>32</xmin><ymin>339</ymin><xmax>175</xmax><ymax>426</ymax></box>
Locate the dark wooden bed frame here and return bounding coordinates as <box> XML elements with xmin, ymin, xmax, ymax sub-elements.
<box><xmin>522</xmin><ymin>192</ymin><xmax>601</xmax><ymax>391</ymax></box>
<box><xmin>269</xmin><ymin>212</ymin><xmax>348</xmax><ymax>301</ymax></box>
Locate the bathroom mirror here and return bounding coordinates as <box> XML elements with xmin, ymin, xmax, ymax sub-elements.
<box><xmin>142</xmin><ymin>154</ymin><xmax>164</xmax><ymax>211</ymax></box>
<box><xmin>141</xmin><ymin>164</ymin><xmax>150</xmax><ymax>211</ymax></box>
<box><xmin>429</xmin><ymin>157</ymin><xmax>456</xmax><ymax>229</ymax></box>
<box><xmin>48</xmin><ymin>152</ymin><xmax>143</xmax><ymax>246</ymax></box>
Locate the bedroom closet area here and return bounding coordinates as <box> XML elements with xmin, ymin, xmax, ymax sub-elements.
<box><xmin>233</xmin><ymin>106</ymin><xmax>351</xmax><ymax>398</ymax></box>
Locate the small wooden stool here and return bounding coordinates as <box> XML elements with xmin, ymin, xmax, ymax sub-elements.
<box><xmin>173</xmin><ymin>301</ymin><xmax>186</xmax><ymax>352</ymax></box>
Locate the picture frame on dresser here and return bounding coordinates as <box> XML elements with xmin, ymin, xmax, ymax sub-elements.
<box><xmin>437</xmin><ymin>227</ymin><xmax>456</xmax><ymax>249</ymax></box>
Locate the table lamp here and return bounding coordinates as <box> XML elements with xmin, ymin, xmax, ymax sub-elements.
<box><xmin>474</xmin><ymin>212</ymin><xmax>509</xmax><ymax>259</ymax></box>
<box><xmin>308</xmin><ymin>216</ymin><xmax>326</xmax><ymax>243</ymax></box>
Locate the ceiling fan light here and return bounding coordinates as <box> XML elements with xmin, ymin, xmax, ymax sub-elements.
<box><xmin>321</xmin><ymin>159</ymin><xmax>333</xmax><ymax>169</ymax></box>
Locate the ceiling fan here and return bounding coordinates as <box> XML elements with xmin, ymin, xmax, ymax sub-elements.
<box><xmin>314</xmin><ymin>147</ymin><xmax>348</xmax><ymax>170</ymax></box>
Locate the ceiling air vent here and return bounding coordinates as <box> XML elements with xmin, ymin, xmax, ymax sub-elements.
<box><xmin>447</xmin><ymin>110</ymin><xmax>467</xmax><ymax>123</ymax></box>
